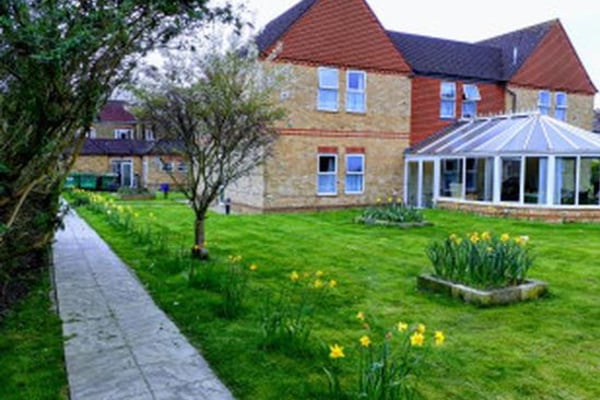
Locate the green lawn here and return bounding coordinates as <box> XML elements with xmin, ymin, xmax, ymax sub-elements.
<box><xmin>74</xmin><ymin>196</ymin><xmax>600</xmax><ymax>399</ymax></box>
<box><xmin>0</xmin><ymin>273</ymin><xmax>68</xmax><ymax>400</ymax></box>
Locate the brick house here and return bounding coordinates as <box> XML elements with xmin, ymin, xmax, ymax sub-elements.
<box><xmin>72</xmin><ymin>100</ymin><xmax>187</xmax><ymax>189</ymax></box>
<box><xmin>224</xmin><ymin>0</ymin><xmax>597</xmax><ymax>213</ymax></box>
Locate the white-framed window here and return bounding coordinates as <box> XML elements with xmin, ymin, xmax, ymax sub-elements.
<box><xmin>345</xmin><ymin>154</ymin><xmax>365</xmax><ymax>194</ymax></box>
<box><xmin>145</xmin><ymin>129</ymin><xmax>154</xmax><ymax>141</ymax></box>
<box><xmin>177</xmin><ymin>162</ymin><xmax>188</xmax><ymax>172</ymax></box>
<box><xmin>161</xmin><ymin>162</ymin><xmax>174</xmax><ymax>172</ymax></box>
<box><xmin>86</xmin><ymin>128</ymin><xmax>97</xmax><ymax>138</ymax></box>
<box><xmin>538</xmin><ymin>90</ymin><xmax>551</xmax><ymax>115</ymax></box>
<box><xmin>114</xmin><ymin>128</ymin><xmax>133</xmax><ymax>139</ymax></box>
<box><xmin>440</xmin><ymin>82</ymin><xmax>456</xmax><ymax>119</ymax></box>
<box><xmin>317</xmin><ymin>67</ymin><xmax>339</xmax><ymax>111</ymax></box>
<box><xmin>346</xmin><ymin>70</ymin><xmax>366</xmax><ymax>113</ymax></box>
<box><xmin>462</xmin><ymin>84</ymin><xmax>481</xmax><ymax>119</ymax></box>
<box><xmin>555</xmin><ymin>92</ymin><xmax>568</xmax><ymax>121</ymax></box>
<box><xmin>317</xmin><ymin>154</ymin><xmax>337</xmax><ymax>195</ymax></box>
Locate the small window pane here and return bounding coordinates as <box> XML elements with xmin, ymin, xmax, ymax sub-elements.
<box><xmin>318</xmin><ymin>89</ymin><xmax>338</xmax><ymax>111</ymax></box>
<box><xmin>319</xmin><ymin>155</ymin><xmax>336</xmax><ymax>173</ymax></box>
<box><xmin>319</xmin><ymin>68</ymin><xmax>338</xmax><ymax>88</ymax></box>
<box><xmin>348</xmin><ymin>72</ymin><xmax>364</xmax><ymax>90</ymax></box>
<box><xmin>556</xmin><ymin>92</ymin><xmax>567</xmax><ymax>107</ymax></box>
<box><xmin>347</xmin><ymin>93</ymin><xmax>365</xmax><ymax>113</ymax></box>
<box><xmin>346</xmin><ymin>175</ymin><xmax>363</xmax><ymax>193</ymax></box>
<box><xmin>347</xmin><ymin>156</ymin><xmax>364</xmax><ymax>173</ymax></box>
<box><xmin>318</xmin><ymin>175</ymin><xmax>336</xmax><ymax>194</ymax></box>
<box><xmin>463</xmin><ymin>84</ymin><xmax>481</xmax><ymax>101</ymax></box>
<box><xmin>555</xmin><ymin>108</ymin><xmax>567</xmax><ymax>121</ymax></box>
<box><xmin>441</xmin><ymin>100</ymin><xmax>455</xmax><ymax>118</ymax></box>
<box><xmin>441</xmin><ymin>82</ymin><xmax>456</xmax><ymax>99</ymax></box>
<box><xmin>462</xmin><ymin>101</ymin><xmax>477</xmax><ymax>118</ymax></box>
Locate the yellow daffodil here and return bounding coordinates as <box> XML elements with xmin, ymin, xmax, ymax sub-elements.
<box><xmin>376</xmin><ymin>197</ymin><xmax>382</xmax><ymax>203</ymax></box>
<box><xmin>417</xmin><ymin>323</ymin><xmax>426</xmax><ymax>334</ymax></box>
<box><xmin>397</xmin><ymin>322</ymin><xmax>408</xmax><ymax>332</ymax></box>
<box><xmin>290</xmin><ymin>271</ymin><xmax>300</xmax><ymax>281</ymax></box>
<box><xmin>249</xmin><ymin>264</ymin><xmax>258</xmax><ymax>271</ymax></box>
<box><xmin>329</xmin><ymin>344</ymin><xmax>345</xmax><ymax>359</ymax></box>
<box><xmin>434</xmin><ymin>331</ymin><xmax>445</xmax><ymax>345</ymax></box>
<box><xmin>328</xmin><ymin>279</ymin><xmax>338</xmax><ymax>288</ymax></box>
<box><xmin>410</xmin><ymin>332</ymin><xmax>425</xmax><ymax>347</ymax></box>
<box><xmin>315</xmin><ymin>270</ymin><xmax>324</xmax><ymax>278</ymax></box>
<box><xmin>501</xmin><ymin>233</ymin><xmax>510</xmax><ymax>242</ymax></box>
<box><xmin>469</xmin><ymin>232</ymin><xmax>480</xmax><ymax>243</ymax></box>
<box><xmin>359</xmin><ymin>335</ymin><xmax>371</xmax><ymax>348</ymax></box>
<box><xmin>487</xmin><ymin>246</ymin><xmax>493</xmax><ymax>253</ymax></box>
<box><xmin>454</xmin><ymin>238</ymin><xmax>463</xmax><ymax>245</ymax></box>
<box><xmin>481</xmin><ymin>231</ymin><xmax>491</xmax><ymax>241</ymax></box>
<box><xmin>313</xmin><ymin>279</ymin><xmax>324</xmax><ymax>289</ymax></box>
<box><xmin>193</xmin><ymin>244</ymin><xmax>200</xmax><ymax>251</ymax></box>
<box><xmin>387</xmin><ymin>196</ymin><xmax>393</xmax><ymax>203</ymax></box>
<box><xmin>356</xmin><ymin>311</ymin><xmax>365</xmax><ymax>321</ymax></box>
<box><xmin>449</xmin><ymin>233</ymin><xmax>458</xmax><ymax>241</ymax></box>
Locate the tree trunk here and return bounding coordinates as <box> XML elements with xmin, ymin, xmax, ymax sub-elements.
<box><xmin>193</xmin><ymin>213</ymin><xmax>209</xmax><ymax>259</ymax></box>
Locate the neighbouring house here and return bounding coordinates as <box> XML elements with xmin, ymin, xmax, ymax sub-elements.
<box><xmin>71</xmin><ymin>100</ymin><xmax>187</xmax><ymax>190</ymax></box>
<box><xmin>226</xmin><ymin>0</ymin><xmax>598</xmax><ymax>220</ymax></box>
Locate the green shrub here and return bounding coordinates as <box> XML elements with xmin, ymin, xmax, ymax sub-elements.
<box><xmin>425</xmin><ymin>232</ymin><xmax>534</xmax><ymax>289</ymax></box>
<box><xmin>361</xmin><ymin>200</ymin><xmax>424</xmax><ymax>224</ymax></box>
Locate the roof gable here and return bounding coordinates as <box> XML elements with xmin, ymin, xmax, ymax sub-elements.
<box><xmin>509</xmin><ymin>21</ymin><xmax>597</xmax><ymax>94</ymax></box>
<box><xmin>478</xmin><ymin>20</ymin><xmax>554</xmax><ymax>80</ymax></box>
<box><xmin>258</xmin><ymin>0</ymin><xmax>410</xmax><ymax>73</ymax></box>
<box><xmin>388</xmin><ymin>31</ymin><xmax>503</xmax><ymax>81</ymax></box>
<box><xmin>98</xmin><ymin>100</ymin><xmax>137</xmax><ymax>123</ymax></box>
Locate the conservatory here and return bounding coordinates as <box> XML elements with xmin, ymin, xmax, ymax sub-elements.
<box><xmin>404</xmin><ymin>113</ymin><xmax>600</xmax><ymax>217</ymax></box>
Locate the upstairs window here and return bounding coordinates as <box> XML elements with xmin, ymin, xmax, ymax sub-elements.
<box><xmin>440</xmin><ymin>82</ymin><xmax>456</xmax><ymax>119</ymax></box>
<box><xmin>346</xmin><ymin>70</ymin><xmax>366</xmax><ymax>113</ymax></box>
<box><xmin>555</xmin><ymin>92</ymin><xmax>568</xmax><ymax>121</ymax></box>
<box><xmin>345</xmin><ymin>154</ymin><xmax>365</xmax><ymax>194</ymax></box>
<box><xmin>462</xmin><ymin>84</ymin><xmax>481</xmax><ymax>119</ymax></box>
<box><xmin>317</xmin><ymin>67</ymin><xmax>339</xmax><ymax>111</ymax></box>
<box><xmin>538</xmin><ymin>90</ymin><xmax>551</xmax><ymax>115</ymax></box>
<box><xmin>161</xmin><ymin>162</ymin><xmax>174</xmax><ymax>172</ymax></box>
<box><xmin>114</xmin><ymin>128</ymin><xmax>133</xmax><ymax>139</ymax></box>
<box><xmin>317</xmin><ymin>154</ymin><xmax>337</xmax><ymax>195</ymax></box>
<box><xmin>177</xmin><ymin>162</ymin><xmax>188</xmax><ymax>173</ymax></box>
<box><xmin>86</xmin><ymin>128</ymin><xmax>97</xmax><ymax>138</ymax></box>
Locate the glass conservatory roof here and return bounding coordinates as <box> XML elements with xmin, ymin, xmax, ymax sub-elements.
<box><xmin>409</xmin><ymin>113</ymin><xmax>600</xmax><ymax>156</ymax></box>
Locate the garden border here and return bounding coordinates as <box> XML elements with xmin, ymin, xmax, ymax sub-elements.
<box><xmin>417</xmin><ymin>274</ymin><xmax>548</xmax><ymax>307</ymax></box>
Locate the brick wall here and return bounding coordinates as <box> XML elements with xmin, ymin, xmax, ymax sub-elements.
<box><xmin>506</xmin><ymin>86</ymin><xmax>594</xmax><ymax>130</ymax></box>
<box><xmin>256</xmin><ymin>133</ymin><xmax>408</xmax><ymax>211</ymax></box>
<box><xmin>275</xmin><ymin>64</ymin><xmax>411</xmax><ymax>133</ymax></box>
<box><xmin>144</xmin><ymin>155</ymin><xmax>186</xmax><ymax>189</ymax></box>
<box><xmin>410</xmin><ymin>77</ymin><xmax>505</xmax><ymax>145</ymax></box>
<box><xmin>437</xmin><ymin>199</ymin><xmax>600</xmax><ymax>223</ymax></box>
<box><xmin>73</xmin><ymin>156</ymin><xmax>110</xmax><ymax>173</ymax></box>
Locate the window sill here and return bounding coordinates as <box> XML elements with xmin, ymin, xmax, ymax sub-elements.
<box><xmin>346</xmin><ymin>110</ymin><xmax>367</xmax><ymax>115</ymax></box>
<box><xmin>317</xmin><ymin>108</ymin><xmax>339</xmax><ymax>113</ymax></box>
<box><xmin>317</xmin><ymin>193</ymin><xmax>337</xmax><ymax>197</ymax></box>
<box><xmin>345</xmin><ymin>191</ymin><xmax>364</xmax><ymax>195</ymax></box>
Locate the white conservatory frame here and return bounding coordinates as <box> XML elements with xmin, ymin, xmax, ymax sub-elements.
<box><xmin>404</xmin><ymin>113</ymin><xmax>600</xmax><ymax>209</ymax></box>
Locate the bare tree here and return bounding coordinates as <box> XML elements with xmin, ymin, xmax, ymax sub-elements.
<box><xmin>135</xmin><ymin>39</ymin><xmax>288</xmax><ymax>258</ymax></box>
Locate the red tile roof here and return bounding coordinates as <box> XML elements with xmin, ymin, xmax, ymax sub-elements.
<box><xmin>98</xmin><ymin>100</ymin><xmax>137</xmax><ymax>123</ymax></box>
<box><xmin>260</xmin><ymin>0</ymin><xmax>411</xmax><ymax>74</ymax></box>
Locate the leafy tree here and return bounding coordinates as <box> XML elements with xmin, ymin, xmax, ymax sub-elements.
<box><xmin>0</xmin><ymin>1</ymin><xmax>238</xmax><ymax>310</ymax></box>
<box><xmin>134</xmin><ymin>40</ymin><xmax>288</xmax><ymax>258</ymax></box>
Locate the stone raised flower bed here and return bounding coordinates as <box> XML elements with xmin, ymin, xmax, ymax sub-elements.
<box><xmin>417</xmin><ymin>274</ymin><xmax>548</xmax><ymax>307</ymax></box>
<box><xmin>119</xmin><ymin>193</ymin><xmax>156</xmax><ymax>201</ymax></box>
<box><xmin>420</xmin><ymin>231</ymin><xmax>548</xmax><ymax>306</ymax></box>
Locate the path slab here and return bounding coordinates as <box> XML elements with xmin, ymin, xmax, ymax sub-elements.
<box><xmin>53</xmin><ymin>210</ymin><xmax>234</xmax><ymax>400</ymax></box>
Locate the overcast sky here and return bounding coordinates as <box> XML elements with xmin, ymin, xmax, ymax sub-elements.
<box><xmin>233</xmin><ymin>0</ymin><xmax>600</xmax><ymax>107</ymax></box>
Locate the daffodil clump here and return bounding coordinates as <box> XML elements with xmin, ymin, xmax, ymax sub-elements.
<box><xmin>426</xmin><ymin>231</ymin><xmax>534</xmax><ymax>289</ymax></box>
<box><xmin>360</xmin><ymin>196</ymin><xmax>424</xmax><ymax>224</ymax></box>
<box><xmin>325</xmin><ymin>312</ymin><xmax>446</xmax><ymax>399</ymax></box>
<box><xmin>260</xmin><ymin>270</ymin><xmax>339</xmax><ymax>355</ymax></box>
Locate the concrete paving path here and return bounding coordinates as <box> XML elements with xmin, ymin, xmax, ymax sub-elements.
<box><xmin>53</xmin><ymin>210</ymin><xmax>234</xmax><ymax>400</ymax></box>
